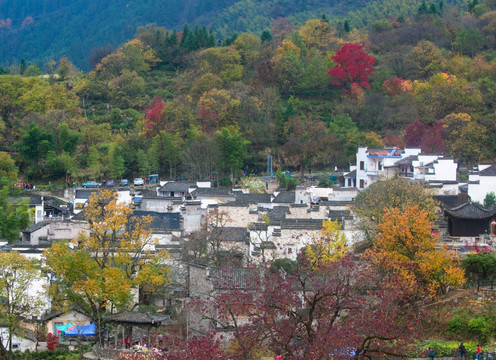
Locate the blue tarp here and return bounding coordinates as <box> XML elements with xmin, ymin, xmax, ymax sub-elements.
<box><xmin>65</xmin><ymin>323</ymin><xmax>96</xmax><ymax>336</ymax></box>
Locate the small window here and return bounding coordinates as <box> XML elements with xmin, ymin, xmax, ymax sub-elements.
<box><xmin>378</xmin><ymin>162</ymin><xmax>383</xmax><ymax>171</ymax></box>
<box><xmin>12</xmin><ymin>344</ymin><xmax>20</xmax><ymax>349</ymax></box>
<box><xmin>360</xmin><ymin>179</ymin><xmax>365</xmax><ymax>189</ymax></box>
<box><xmin>360</xmin><ymin>161</ymin><xmax>365</xmax><ymax>170</ymax></box>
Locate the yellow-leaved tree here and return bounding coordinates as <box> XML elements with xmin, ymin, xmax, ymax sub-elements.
<box><xmin>303</xmin><ymin>219</ymin><xmax>348</xmax><ymax>270</ymax></box>
<box><xmin>0</xmin><ymin>251</ymin><xmax>44</xmax><ymax>357</ymax></box>
<box><xmin>44</xmin><ymin>190</ymin><xmax>170</xmax><ymax>345</ymax></box>
<box><xmin>365</xmin><ymin>205</ymin><xmax>464</xmax><ymax>299</ymax></box>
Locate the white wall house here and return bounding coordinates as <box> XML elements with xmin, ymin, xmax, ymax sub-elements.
<box><xmin>0</xmin><ymin>326</ymin><xmax>37</xmax><ymax>353</ymax></box>
<box><xmin>468</xmin><ymin>164</ymin><xmax>496</xmax><ymax>203</ymax></box>
<box><xmin>355</xmin><ymin>147</ymin><xmax>422</xmax><ymax>189</ymax></box>
<box><xmin>354</xmin><ymin>147</ymin><xmax>458</xmax><ymax>190</ymax></box>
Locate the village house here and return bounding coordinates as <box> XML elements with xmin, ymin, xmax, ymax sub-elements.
<box><xmin>0</xmin><ymin>324</ymin><xmax>38</xmax><ymax>353</ymax></box>
<box><xmin>468</xmin><ymin>164</ymin><xmax>496</xmax><ymax>204</ymax></box>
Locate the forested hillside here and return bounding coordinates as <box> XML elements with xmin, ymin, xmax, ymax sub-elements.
<box><xmin>0</xmin><ymin>0</ymin><xmax>495</xmax><ymax>186</ymax></box>
<box><xmin>0</xmin><ymin>0</ymin><xmax>467</xmax><ymax>70</ymax></box>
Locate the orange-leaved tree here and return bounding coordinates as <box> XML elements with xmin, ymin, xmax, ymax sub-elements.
<box><xmin>365</xmin><ymin>205</ymin><xmax>464</xmax><ymax>299</ymax></box>
<box><xmin>44</xmin><ymin>190</ymin><xmax>170</xmax><ymax>345</ymax></box>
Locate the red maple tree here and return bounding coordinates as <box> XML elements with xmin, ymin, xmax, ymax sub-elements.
<box><xmin>328</xmin><ymin>43</ymin><xmax>376</xmax><ymax>91</ymax></box>
<box><xmin>144</xmin><ymin>97</ymin><xmax>169</xmax><ymax>138</ymax></box>
<box><xmin>404</xmin><ymin>119</ymin><xmax>445</xmax><ymax>153</ymax></box>
<box><xmin>190</xmin><ymin>255</ymin><xmax>423</xmax><ymax>360</ymax></box>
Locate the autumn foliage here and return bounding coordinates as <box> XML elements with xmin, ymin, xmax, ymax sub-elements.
<box><xmin>44</xmin><ymin>190</ymin><xmax>170</xmax><ymax>344</ymax></box>
<box><xmin>328</xmin><ymin>43</ymin><xmax>376</xmax><ymax>91</ymax></box>
<box><xmin>365</xmin><ymin>205</ymin><xmax>465</xmax><ymax>298</ymax></box>
<box><xmin>404</xmin><ymin>119</ymin><xmax>445</xmax><ymax>154</ymax></box>
<box><xmin>303</xmin><ymin>219</ymin><xmax>348</xmax><ymax>270</ymax></box>
<box><xmin>191</xmin><ymin>255</ymin><xmax>423</xmax><ymax>360</ymax></box>
<box><xmin>144</xmin><ymin>97</ymin><xmax>168</xmax><ymax>138</ymax></box>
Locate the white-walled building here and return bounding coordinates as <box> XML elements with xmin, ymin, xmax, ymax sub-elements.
<box><xmin>355</xmin><ymin>147</ymin><xmax>422</xmax><ymax>189</ymax></box>
<box><xmin>351</xmin><ymin>147</ymin><xmax>458</xmax><ymax>190</ymax></box>
<box><xmin>468</xmin><ymin>164</ymin><xmax>496</xmax><ymax>203</ymax></box>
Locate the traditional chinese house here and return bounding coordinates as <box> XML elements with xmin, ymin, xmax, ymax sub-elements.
<box><xmin>444</xmin><ymin>202</ymin><xmax>496</xmax><ymax>237</ymax></box>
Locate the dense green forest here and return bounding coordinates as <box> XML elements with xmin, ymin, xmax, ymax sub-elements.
<box><xmin>0</xmin><ymin>0</ymin><xmax>468</xmax><ymax>70</ymax></box>
<box><xmin>0</xmin><ymin>0</ymin><xmax>495</xmax><ymax>185</ymax></box>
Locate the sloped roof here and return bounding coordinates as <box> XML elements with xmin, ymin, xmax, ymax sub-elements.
<box><xmin>434</xmin><ymin>195</ymin><xmax>460</xmax><ymax>209</ymax></box>
<box><xmin>214</xmin><ymin>227</ymin><xmax>249</xmax><ymax>242</ymax></box>
<box><xmin>210</xmin><ymin>267</ymin><xmax>260</xmax><ymax>289</ymax></box>
<box><xmin>230</xmin><ymin>193</ymin><xmax>272</xmax><ymax>205</ymax></box>
<box><xmin>281</xmin><ymin>218</ymin><xmax>323</xmax><ymax>230</ymax></box>
<box><xmin>71</xmin><ymin>210</ymin><xmax>182</xmax><ymax>231</ymax></box>
<box><xmin>28</xmin><ymin>195</ymin><xmax>43</xmax><ymax>205</ymax></box>
<box><xmin>273</xmin><ymin>191</ymin><xmax>295</xmax><ymax>203</ymax></box>
<box><xmin>343</xmin><ymin>169</ymin><xmax>356</xmax><ymax>178</ymax></box>
<box><xmin>192</xmin><ymin>187</ymin><xmax>232</xmax><ymax>197</ymax></box>
<box><xmin>367</xmin><ymin>149</ymin><xmax>390</xmax><ymax>156</ymax></box>
<box><xmin>479</xmin><ymin>164</ymin><xmax>496</xmax><ymax>176</ymax></box>
<box><xmin>394</xmin><ymin>155</ymin><xmax>418</xmax><ymax>166</ymax></box>
<box><xmin>105</xmin><ymin>310</ymin><xmax>171</xmax><ymax>325</ymax></box>
<box><xmin>267</xmin><ymin>206</ymin><xmax>290</xmax><ymax>220</ymax></box>
<box><xmin>133</xmin><ymin>211</ymin><xmax>181</xmax><ymax>231</ymax></box>
<box><xmin>10</xmin><ymin>195</ymin><xmax>42</xmax><ymax>206</ymax></box>
<box><xmin>0</xmin><ymin>325</ymin><xmax>37</xmax><ymax>342</ymax></box>
<box><xmin>444</xmin><ymin>202</ymin><xmax>496</xmax><ymax>219</ymax></box>
<box><xmin>138</xmin><ymin>189</ymin><xmax>158</xmax><ymax>197</ymax></box>
<box><xmin>42</xmin><ymin>305</ymin><xmax>87</xmax><ymax>321</ymax></box>
<box><xmin>22</xmin><ymin>221</ymin><xmax>47</xmax><ymax>234</ymax></box>
<box><xmin>75</xmin><ymin>189</ymin><xmax>102</xmax><ymax>199</ymax></box>
<box><xmin>158</xmin><ymin>182</ymin><xmax>196</xmax><ymax>193</ymax></box>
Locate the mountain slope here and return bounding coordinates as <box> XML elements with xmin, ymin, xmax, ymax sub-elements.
<box><xmin>0</xmin><ymin>0</ymin><xmax>466</xmax><ymax>70</ymax></box>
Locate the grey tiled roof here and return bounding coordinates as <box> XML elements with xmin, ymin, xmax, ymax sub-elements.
<box><xmin>320</xmin><ymin>200</ymin><xmax>354</xmax><ymax>206</ymax></box>
<box><xmin>215</xmin><ymin>227</ymin><xmax>249</xmax><ymax>242</ymax></box>
<box><xmin>281</xmin><ymin>218</ymin><xmax>323</xmax><ymax>230</ymax></box>
<box><xmin>133</xmin><ymin>211</ymin><xmax>181</xmax><ymax>231</ymax></box>
<box><xmin>479</xmin><ymin>164</ymin><xmax>496</xmax><ymax>176</ymax></box>
<box><xmin>22</xmin><ymin>221</ymin><xmax>47</xmax><ymax>233</ymax></box>
<box><xmin>343</xmin><ymin>169</ymin><xmax>356</xmax><ymax>178</ymax></box>
<box><xmin>105</xmin><ymin>310</ymin><xmax>171</xmax><ymax>325</ymax></box>
<box><xmin>267</xmin><ymin>206</ymin><xmax>290</xmax><ymax>220</ymax></box>
<box><xmin>75</xmin><ymin>189</ymin><xmax>102</xmax><ymax>199</ymax></box>
<box><xmin>273</xmin><ymin>191</ymin><xmax>295</xmax><ymax>203</ymax></box>
<box><xmin>71</xmin><ymin>211</ymin><xmax>87</xmax><ymax>221</ymax></box>
<box><xmin>192</xmin><ymin>187</ymin><xmax>232</xmax><ymax>196</ymax></box>
<box><xmin>394</xmin><ymin>155</ymin><xmax>418</xmax><ymax>166</ymax></box>
<box><xmin>434</xmin><ymin>195</ymin><xmax>460</xmax><ymax>209</ymax></box>
<box><xmin>71</xmin><ymin>210</ymin><xmax>182</xmax><ymax>231</ymax></box>
<box><xmin>158</xmin><ymin>182</ymin><xmax>196</xmax><ymax>192</ymax></box>
<box><xmin>10</xmin><ymin>195</ymin><xmax>43</xmax><ymax>205</ymax></box>
<box><xmin>210</xmin><ymin>267</ymin><xmax>260</xmax><ymax>289</ymax></box>
<box><xmin>445</xmin><ymin>202</ymin><xmax>496</xmax><ymax>220</ymax></box>
<box><xmin>228</xmin><ymin>193</ymin><xmax>272</xmax><ymax>205</ymax></box>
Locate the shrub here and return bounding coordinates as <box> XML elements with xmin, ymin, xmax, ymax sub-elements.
<box><xmin>448</xmin><ymin>315</ymin><xmax>469</xmax><ymax>336</ymax></box>
<box><xmin>286</xmin><ymin>177</ymin><xmax>299</xmax><ymax>190</ymax></box>
<box><xmin>318</xmin><ymin>177</ymin><xmax>334</xmax><ymax>188</ymax></box>
<box><xmin>468</xmin><ymin>316</ymin><xmax>493</xmax><ymax>344</ymax></box>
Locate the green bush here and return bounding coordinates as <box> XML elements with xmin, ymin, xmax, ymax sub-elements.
<box><xmin>468</xmin><ymin>316</ymin><xmax>493</xmax><ymax>344</ymax></box>
<box><xmin>448</xmin><ymin>315</ymin><xmax>469</xmax><ymax>336</ymax></box>
<box><xmin>218</xmin><ymin>177</ymin><xmax>232</xmax><ymax>187</ymax></box>
<box><xmin>318</xmin><ymin>177</ymin><xmax>334</xmax><ymax>188</ymax></box>
<box><xmin>286</xmin><ymin>177</ymin><xmax>299</xmax><ymax>191</ymax></box>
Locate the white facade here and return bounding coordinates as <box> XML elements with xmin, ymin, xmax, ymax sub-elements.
<box><xmin>468</xmin><ymin>164</ymin><xmax>496</xmax><ymax>203</ymax></box>
<box><xmin>356</xmin><ymin>147</ymin><xmax>422</xmax><ymax>189</ymax></box>
<box><xmin>0</xmin><ymin>327</ymin><xmax>37</xmax><ymax>353</ymax></box>
<box><xmin>412</xmin><ymin>156</ymin><xmax>457</xmax><ymax>182</ymax></box>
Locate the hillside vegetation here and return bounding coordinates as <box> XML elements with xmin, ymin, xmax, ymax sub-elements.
<box><xmin>0</xmin><ymin>0</ymin><xmax>467</xmax><ymax>69</ymax></box>
<box><xmin>0</xmin><ymin>0</ymin><xmax>495</xmax><ymax>185</ymax></box>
